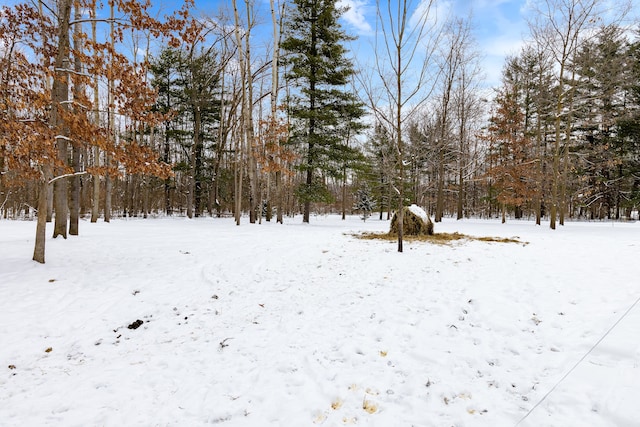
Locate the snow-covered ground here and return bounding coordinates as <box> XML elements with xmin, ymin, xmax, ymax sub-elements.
<box><xmin>0</xmin><ymin>215</ymin><xmax>638</xmax><ymax>426</ymax></box>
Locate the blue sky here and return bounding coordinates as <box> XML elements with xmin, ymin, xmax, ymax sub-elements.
<box><xmin>337</xmin><ymin>0</ymin><xmax>534</xmax><ymax>87</ymax></box>
<box><xmin>191</xmin><ymin>0</ymin><xmax>537</xmax><ymax>87</ymax></box>
<box><xmin>3</xmin><ymin>0</ymin><xmax>638</xmax><ymax>88</ymax></box>
<box><xmin>327</xmin><ymin>0</ymin><xmax>639</xmax><ymax>87</ymax></box>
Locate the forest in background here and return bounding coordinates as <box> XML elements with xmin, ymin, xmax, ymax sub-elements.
<box><xmin>1</xmin><ymin>0</ymin><xmax>640</xmax><ymax>261</ymax></box>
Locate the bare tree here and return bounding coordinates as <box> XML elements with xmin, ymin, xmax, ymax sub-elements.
<box><xmin>69</xmin><ymin>0</ymin><xmax>84</xmax><ymax>235</ymax></box>
<box><xmin>433</xmin><ymin>17</ymin><xmax>475</xmax><ymax>222</ymax></box>
<box><xmin>363</xmin><ymin>0</ymin><xmax>440</xmax><ymax>252</ymax></box>
<box><xmin>90</xmin><ymin>1</ymin><xmax>101</xmax><ymax>223</ymax></box>
<box><xmin>449</xmin><ymin>18</ymin><xmax>483</xmax><ymax>220</ymax></box>
<box><xmin>51</xmin><ymin>0</ymin><xmax>73</xmax><ymax>239</ymax></box>
<box><xmin>270</xmin><ymin>0</ymin><xmax>286</xmax><ymax>224</ymax></box>
<box><xmin>232</xmin><ymin>0</ymin><xmax>260</xmax><ymax>224</ymax></box>
<box><xmin>104</xmin><ymin>0</ymin><xmax>115</xmax><ymax>224</ymax></box>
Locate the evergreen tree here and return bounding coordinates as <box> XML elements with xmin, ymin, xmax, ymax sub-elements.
<box><xmin>150</xmin><ymin>45</ymin><xmax>222</xmax><ymax>217</ymax></box>
<box><xmin>150</xmin><ymin>48</ymin><xmax>185</xmax><ymax>215</ymax></box>
<box><xmin>571</xmin><ymin>25</ymin><xmax>633</xmax><ymax>219</ymax></box>
<box><xmin>614</xmin><ymin>28</ymin><xmax>640</xmax><ymax>219</ymax></box>
<box><xmin>353</xmin><ymin>184</ymin><xmax>376</xmax><ymax>221</ymax></box>
<box><xmin>281</xmin><ymin>0</ymin><xmax>366</xmax><ymax>223</ymax></box>
<box><xmin>364</xmin><ymin>122</ymin><xmax>396</xmax><ymax>220</ymax></box>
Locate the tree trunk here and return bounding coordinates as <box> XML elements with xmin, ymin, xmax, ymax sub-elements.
<box><xmin>0</xmin><ymin>153</ymin><xmax>5</xmax><ymax>219</ymax></box>
<box><xmin>396</xmin><ymin>42</ymin><xmax>404</xmax><ymax>252</ymax></box>
<box><xmin>38</xmin><ymin>0</ymin><xmax>54</xmax><ymax>226</ymax></box>
<box><xmin>386</xmin><ymin>179</ymin><xmax>392</xmax><ymax>220</ymax></box>
<box><xmin>270</xmin><ymin>0</ymin><xmax>284</xmax><ymax>224</ymax></box>
<box><xmin>276</xmin><ymin>170</ymin><xmax>283</xmax><ymax>223</ymax></box>
<box><xmin>142</xmin><ymin>176</ymin><xmax>149</xmax><ymax>219</ymax></box>
<box><xmin>435</xmin><ymin>157</ymin><xmax>444</xmax><ymax>222</ymax></box>
<box><xmin>90</xmin><ymin>4</ymin><xmax>100</xmax><ymax>223</ymax></box>
<box><xmin>69</xmin><ymin>144</ymin><xmax>80</xmax><ymax>235</ymax></box>
<box><xmin>550</xmin><ymin>104</ymin><xmax>561</xmax><ymax>230</ymax></box>
<box><xmin>559</xmin><ymin>68</ymin><xmax>577</xmax><ymax>226</ymax></box>
<box><xmin>233</xmin><ymin>0</ymin><xmax>259</xmax><ymax>224</ymax></box>
<box><xmin>234</xmin><ymin>122</ymin><xmax>244</xmax><ymax>225</ymax></box>
<box><xmin>52</xmin><ymin>64</ymin><xmax>71</xmax><ymax>234</ymax></box>
<box><xmin>163</xmin><ymin>122</ymin><xmax>172</xmax><ymax>215</ymax></box>
<box><xmin>69</xmin><ymin>2</ymin><xmax>83</xmax><ymax>236</ymax></box>
<box><xmin>52</xmin><ymin>155</ymin><xmax>68</xmax><ymax>238</ymax></box>
<box><xmin>212</xmin><ymin>153</ymin><xmax>221</xmax><ymax>217</ymax></box>
<box><xmin>457</xmin><ymin>153</ymin><xmax>465</xmax><ymax>220</ymax></box>
<box><xmin>302</xmin><ymin>5</ymin><xmax>319</xmax><ymax>225</ymax></box>
<box><xmin>46</xmin><ymin>184</ymin><xmax>53</xmax><ymax>222</ymax></box>
<box><xmin>303</xmin><ymin>168</ymin><xmax>312</xmax><ymax>224</ymax></box>
<box><xmin>35</xmin><ymin>0</ymin><xmax>72</xmax><ymax>259</ymax></box>
<box><xmin>91</xmin><ymin>148</ymin><xmax>100</xmax><ymax>222</ymax></box>
<box><xmin>341</xmin><ymin>168</ymin><xmax>347</xmax><ymax>220</ymax></box>
<box><xmin>534</xmin><ymin>113</ymin><xmax>543</xmax><ymax>226</ymax></box>
<box><xmin>457</xmin><ymin>167</ymin><xmax>464</xmax><ymax>220</ymax></box>
<box><xmin>559</xmin><ymin>144</ymin><xmax>568</xmax><ymax>225</ymax></box>
<box><xmin>104</xmin><ymin>157</ymin><xmax>112</xmax><ymax>222</ymax></box>
<box><xmin>104</xmin><ymin>0</ymin><xmax>114</xmax><ymax>223</ymax></box>
<box><xmin>188</xmin><ymin>103</ymin><xmax>200</xmax><ymax>219</ymax></box>
<box><xmin>246</xmin><ymin>0</ymin><xmax>259</xmax><ymax>224</ymax></box>
<box><xmin>33</xmin><ymin>169</ymin><xmax>51</xmax><ymax>263</ymax></box>
<box><xmin>51</xmin><ymin>0</ymin><xmax>73</xmax><ymax>239</ymax></box>
<box><xmin>249</xmin><ymin>152</ymin><xmax>258</xmax><ymax>223</ymax></box>
<box><xmin>124</xmin><ymin>174</ymin><xmax>131</xmax><ymax>216</ymax></box>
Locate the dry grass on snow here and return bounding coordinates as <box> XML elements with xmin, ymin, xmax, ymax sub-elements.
<box><xmin>355</xmin><ymin>231</ymin><xmax>526</xmax><ymax>245</ymax></box>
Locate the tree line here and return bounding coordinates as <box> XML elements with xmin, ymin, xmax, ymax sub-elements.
<box><xmin>1</xmin><ymin>0</ymin><xmax>638</xmax><ymax>262</ymax></box>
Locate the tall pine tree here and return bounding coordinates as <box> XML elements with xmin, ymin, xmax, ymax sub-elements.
<box><xmin>281</xmin><ymin>0</ymin><xmax>365</xmax><ymax>223</ymax></box>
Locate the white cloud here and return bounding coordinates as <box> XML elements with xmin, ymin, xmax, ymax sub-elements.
<box><xmin>338</xmin><ymin>0</ymin><xmax>373</xmax><ymax>35</ymax></box>
<box><xmin>410</xmin><ymin>0</ymin><xmax>450</xmax><ymax>31</ymax></box>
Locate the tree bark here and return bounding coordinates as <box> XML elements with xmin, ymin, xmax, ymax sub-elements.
<box><xmin>104</xmin><ymin>160</ymin><xmax>112</xmax><ymax>222</ymax></box>
<box><xmin>271</xmin><ymin>0</ymin><xmax>284</xmax><ymax>224</ymax></box>
<box><xmin>276</xmin><ymin>170</ymin><xmax>283</xmax><ymax>223</ymax></box>
<box><xmin>303</xmin><ymin>3</ymin><xmax>318</xmax><ymax>225</ymax></box>
<box><xmin>234</xmin><ymin>125</ymin><xmax>244</xmax><ymax>225</ymax></box>
<box><xmin>69</xmin><ymin>1</ymin><xmax>83</xmax><ymax>236</ymax></box>
<box><xmin>52</xmin><ymin>0</ymin><xmax>73</xmax><ymax>239</ymax></box>
<box><xmin>457</xmin><ymin>167</ymin><xmax>464</xmax><ymax>220</ymax></box>
<box><xmin>90</xmin><ymin>4</ymin><xmax>101</xmax><ymax>223</ymax></box>
<box><xmin>38</xmin><ymin>0</ymin><xmax>54</xmax><ymax>226</ymax></box>
<box><xmin>35</xmin><ymin>0</ymin><xmax>72</xmax><ymax>260</ymax></box>
<box><xmin>104</xmin><ymin>0</ymin><xmax>114</xmax><ymax>223</ymax></box>
<box><xmin>396</xmin><ymin>25</ymin><xmax>404</xmax><ymax>252</ymax></box>
<box><xmin>33</xmin><ymin>168</ymin><xmax>51</xmax><ymax>263</ymax></box>
<box><xmin>233</xmin><ymin>0</ymin><xmax>258</xmax><ymax>224</ymax></box>
<box><xmin>187</xmin><ymin>102</ymin><xmax>200</xmax><ymax>219</ymax></box>
<box><xmin>69</xmin><ymin>144</ymin><xmax>80</xmax><ymax>235</ymax></box>
<box><xmin>46</xmin><ymin>184</ymin><xmax>53</xmax><ymax>222</ymax></box>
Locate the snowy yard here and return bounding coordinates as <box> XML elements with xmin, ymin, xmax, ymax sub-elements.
<box><xmin>0</xmin><ymin>215</ymin><xmax>638</xmax><ymax>426</ymax></box>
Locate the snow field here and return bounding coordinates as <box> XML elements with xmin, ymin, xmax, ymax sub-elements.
<box><xmin>0</xmin><ymin>216</ymin><xmax>638</xmax><ymax>426</ymax></box>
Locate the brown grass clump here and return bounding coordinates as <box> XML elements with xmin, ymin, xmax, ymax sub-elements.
<box><xmin>390</xmin><ymin>206</ymin><xmax>434</xmax><ymax>236</ymax></box>
<box><xmin>357</xmin><ymin>231</ymin><xmax>526</xmax><ymax>246</ymax></box>
<box><xmin>476</xmin><ymin>236</ymin><xmax>523</xmax><ymax>244</ymax></box>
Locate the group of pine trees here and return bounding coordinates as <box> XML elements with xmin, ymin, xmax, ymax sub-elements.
<box><xmin>484</xmin><ymin>23</ymin><xmax>640</xmax><ymax>226</ymax></box>
<box><xmin>1</xmin><ymin>0</ymin><xmax>639</xmax><ymax>261</ymax></box>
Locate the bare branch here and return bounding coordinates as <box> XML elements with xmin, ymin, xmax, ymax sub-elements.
<box><xmin>48</xmin><ymin>171</ymin><xmax>88</xmax><ymax>185</ymax></box>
